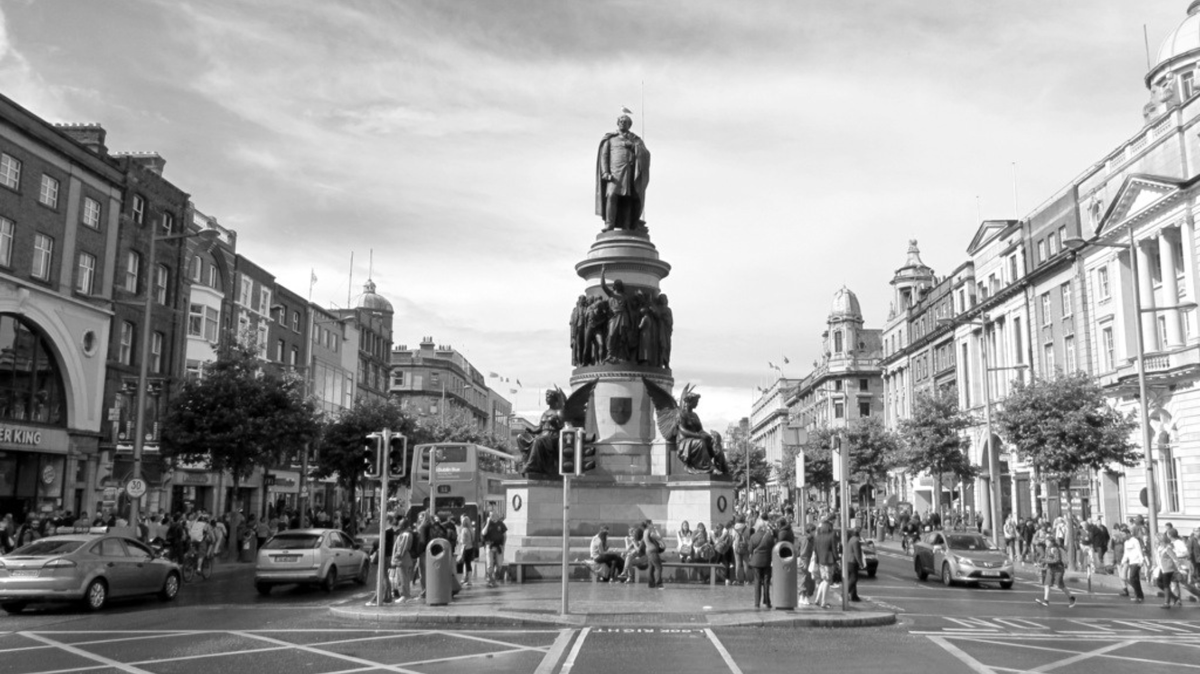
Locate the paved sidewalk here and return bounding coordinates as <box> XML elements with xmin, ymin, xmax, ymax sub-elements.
<box><xmin>331</xmin><ymin>575</ymin><xmax>896</xmax><ymax>628</ymax></box>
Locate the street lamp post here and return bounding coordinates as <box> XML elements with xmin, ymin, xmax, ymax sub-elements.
<box><xmin>1064</xmin><ymin>232</ymin><xmax>1197</xmax><ymax>540</ymax></box>
<box><xmin>127</xmin><ymin>225</ymin><xmax>219</xmax><ymax>530</ymax></box>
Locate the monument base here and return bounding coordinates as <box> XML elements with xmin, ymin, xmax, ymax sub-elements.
<box><xmin>502</xmin><ymin>476</ymin><xmax>735</xmax><ymax>575</ymax></box>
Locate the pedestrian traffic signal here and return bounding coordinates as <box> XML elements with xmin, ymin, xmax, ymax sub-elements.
<box><xmin>387</xmin><ymin>433</ymin><xmax>407</xmax><ymax>480</ymax></box>
<box><xmin>559</xmin><ymin>428</ymin><xmax>581</xmax><ymax>476</ymax></box>
<box><xmin>578</xmin><ymin>432</ymin><xmax>598</xmax><ymax>474</ymax></box>
<box><xmin>363</xmin><ymin>433</ymin><xmax>383</xmax><ymax>479</ymax></box>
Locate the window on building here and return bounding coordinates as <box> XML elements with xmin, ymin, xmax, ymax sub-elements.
<box><xmin>76</xmin><ymin>252</ymin><xmax>96</xmax><ymax>294</ymax></box>
<box><xmin>834</xmin><ymin>379</ymin><xmax>843</xmax><ymax>391</ymax></box>
<box><xmin>0</xmin><ymin>153</ymin><xmax>20</xmax><ymax>190</ymax></box>
<box><xmin>292</xmin><ymin>311</ymin><xmax>300</xmax><ymax>332</ymax></box>
<box><xmin>155</xmin><ymin>264</ymin><xmax>169</xmax><ymax>305</ymax></box>
<box><xmin>859</xmin><ymin>378</ymin><xmax>869</xmax><ymax>391</ymax></box>
<box><xmin>151</xmin><ymin>331</ymin><xmax>164</xmax><ymax>373</ymax></box>
<box><xmin>120</xmin><ymin>321</ymin><xmax>135</xmax><ymax>365</ymax></box>
<box><xmin>835</xmin><ymin>402</ymin><xmax>845</xmax><ymax>419</ymax></box>
<box><xmin>124</xmin><ymin>251</ymin><xmax>140</xmax><ymax>293</ymax></box>
<box><xmin>205</xmin><ymin>307</ymin><xmax>219</xmax><ymax>342</ymax></box>
<box><xmin>1037</xmin><ymin>240</ymin><xmax>1046</xmax><ymax>263</ymax></box>
<box><xmin>208</xmin><ymin>265</ymin><xmax>218</xmax><ymax>289</ymax></box>
<box><xmin>32</xmin><ymin>234</ymin><xmax>53</xmax><ymax>280</ymax></box>
<box><xmin>1060</xmin><ymin>283</ymin><xmax>1072</xmax><ymax>317</ymax></box>
<box><xmin>1049</xmin><ymin>235</ymin><xmax>1059</xmax><ymax>257</ymax></box>
<box><xmin>1008</xmin><ymin>255</ymin><xmax>1019</xmax><ymax>283</ymax></box>
<box><xmin>859</xmin><ymin>402</ymin><xmax>871</xmax><ymax>417</ymax></box>
<box><xmin>1174</xmin><ymin>236</ymin><xmax>1186</xmax><ymax>278</ymax></box>
<box><xmin>131</xmin><ymin>194</ymin><xmax>145</xmax><ymax>224</ymax></box>
<box><xmin>1161</xmin><ymin>437</ymin><xmax>1182</xmax><ymax>512</ymax></box>
<box><xmin>160</xmin><ymin>212</ymin><xmax>174</xmax><ymax>235</ymax></box>
<box><xmin>277</xmin><ymin>339</ymin><xmax>286</xmax><ymax>362</ymax></box>
<box><xmin>188</xmin><ymin>304</ymin><xmax>204</xmax><ymax>336</ymax></box>
<box><xmin>239</xmin><ymin>274</ymin><xmax>253</xmax><ymax>306</ymax></box>
<box><xmin>1058</xmin><ymin>226</ymin><xmax>1067</xmax><ymax>251</ymax></box>
<box><xmin>1102</xmin><ymin>327</ymin><xmax>1115</xmax><ymax>371</ymax></box>
<box><xmin>1064</xmin><ymin>336</ymin><xmax>1076</xmax><ymax>372</ymax></box>
<box><xmin>0</xmin><ymin>217</ymin><xmax>13</xmax><ymax>267</ymax></box>
<box><xmin>38</xmin><ymin>175</ymin><xmax>59</xmax><ymax>208</ymax></box>
<box><xmin>989</xmin><ymin>273</ymin><xmax>999</xmax><ymax>296</ymax></box>
<box><xmin>1158</xmin><ymin>315</ymin><xmax>1168</xmax><ymax>348</ymax></box>
<box><xmin>1041</xmin><ymin>293</ymin><xmax>1051</xmax><ymax>326</ymax></box>
<box><xmin>290</xmin><ymin>346</ymin><xmax>299</xmax><ymax>366</ymax></box>
<box><xmin>393</xmin><ymin>372</ymin><xmax>405</xmax><ymax>387</ymax></box>
<box><xmin>1097</xmin><ymin>265</ymin><xmax>1110</xmax><ymax>300</ymax></box>
<box><xmin>431</xmin><ymin>372</ymin><xmax>441</xmax><ymax>387</ymax></box>
<box><xmin>260</xmin><ymin>288</ymin><xmax>271</xmax><ymax>315</ymax></box>
<box><xmin>1043</xmin><ymin>342</ymin><xmax>1055</xmax><ymax>376</ymax></box>
<box><xmin>1184</xmin><ymin>71</ymin><xmax>1196</xmax><ymax>100</ymax></box>
<box><xmin>186</xmin><ymin>360</ymin><xmax>201</xmax><ymax>381</ymax></box>
<box><xmin>834</xmin><ymin>331</ymin><xmax>843</xmax><ymax>353</ymax></box>
<box><xmin>82</xmin><ymin>197</ymin><xmax>101</xmax><ymax>228</ymax></box>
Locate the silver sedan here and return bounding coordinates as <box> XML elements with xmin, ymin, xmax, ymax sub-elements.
<box><xmin>0</xmin><ymin>534</ymin><xmax>182</xmax><ymax>613</ymax></box>
<box><xmin>254</xmin><ymin>528</ymin><xmax>369</xmax><ymax>595</ymax></box>
<box><xmin>913</xmin><ymin>530</ymin><xmax>1014</xmax><ymax>589</ymax></box>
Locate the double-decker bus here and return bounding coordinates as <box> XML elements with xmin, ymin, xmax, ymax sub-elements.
<box><xmin>406</xmin><ymin>443</ymin><xmax>517</xmax><ymax>526</ymax></box>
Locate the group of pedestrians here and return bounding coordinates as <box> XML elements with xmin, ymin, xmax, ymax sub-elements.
<box><xmin>372</xmin><ymin>509</ymin><xmax>508</xmax><ymax>604</ymax></box>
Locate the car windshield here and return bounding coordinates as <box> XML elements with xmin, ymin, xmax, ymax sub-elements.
<box><xmin>9</xmin><ymin>540</ymin><xmax>86</xmax><ymax>556</ymax></box>
<box><xmin>262</xmin><ymin>534</ymin><xmax>321</xmax><ymax>550</ymax></box>
<box><xmin>946</xmin><ymin>534</ymin><xmax>996</xmax><ymax>551</ymax></box>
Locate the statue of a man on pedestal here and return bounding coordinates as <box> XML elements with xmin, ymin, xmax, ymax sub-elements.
<box><xmin>595</xmin><ymin>107</ymin><xmax>650</xmax><ymax>231</ymax></box>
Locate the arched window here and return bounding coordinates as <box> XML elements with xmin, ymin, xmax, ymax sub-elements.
<box><xmin>0</xmin><ymin>314</ymin><xmax>66</xmax><ymax>425</ymax></box>
<box><xmin>1159</xmin><ymin>432</ymin><xmax>1181</xmax><ymax>512</ymax></box>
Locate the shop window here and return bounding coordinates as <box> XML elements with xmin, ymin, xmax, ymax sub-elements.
<box><xmin>0</xmin><ymin>314</ymin><xmax>67</xmax><ymax>425</ymax></box>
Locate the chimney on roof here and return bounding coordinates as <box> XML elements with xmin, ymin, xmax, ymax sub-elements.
<box><xmin>55</xmin><ymin>123</ymin><xmax>107</xmax><ymax>155</ymax></box>
<box><xmin>115</xmin><ymin>151</ymin><xmax>167</xmax><ymax>176</ymax></box>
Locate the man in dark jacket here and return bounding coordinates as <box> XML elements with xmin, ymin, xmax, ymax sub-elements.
<box><xmin>749</xmin><ymin>517</ymin><xmax>775</xmax><ymax>609</ymax></box>
<box><xmin>846</xmin><ymin>527</ymin><xmax>866</xmax><ymax>602</ymax></box>
<box><xmin>812</xmin><ymin>520</ymin><xmax>838</xmax><ymax>609</ymax></box>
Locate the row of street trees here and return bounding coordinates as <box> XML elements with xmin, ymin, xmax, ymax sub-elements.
<box><xmin>774</xmin><ymin>371</ymin><xmax>1141</xmax><ymax>524</ymax></box>
<box><xmin>159</xmin><ymin>343</ymin><xmax>513</xmax><ymax>530</ymax></box>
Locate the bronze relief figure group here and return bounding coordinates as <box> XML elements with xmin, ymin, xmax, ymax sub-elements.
<box><xmin>570</xmin><ymin>266</ymin><xmax>672</xmax><ymax>369</ymax></box>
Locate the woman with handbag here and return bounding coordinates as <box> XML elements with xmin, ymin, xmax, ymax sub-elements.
<box><xmin>748</xmin><ymin>516</ymin><xmax>775</xmax><ymax>609</ymax></box>
<box><xmin>676</xmin><ymin>521</ymin><xmax>694</xmax><ymax>563</ymax></box>
<box><xmin>1154</xmin><ymin>532</ymin><xmax>1182</xmax><ymax>608</ymax></box>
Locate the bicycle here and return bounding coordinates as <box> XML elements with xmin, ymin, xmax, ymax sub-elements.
<box><xmin>180</xmin><ymin>545</ymin><xmax>213</xmax><ymax>583</ymax></box>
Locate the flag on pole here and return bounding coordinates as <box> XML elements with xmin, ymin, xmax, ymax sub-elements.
<box><xmin>310</xmin><ymin>269</ymin><xmax>318</xmax><ymax>287</ymax></box>
<box><xmin>516</xmin><ymin>379</ymin><xmax>522</xmax><ymax>387</ymax></box>
<box><xmin>768</xmin><ymin>361</ymin><xmax>775</xmax><ymax>370</ymax></box>
<box><xmin>783</xmin><ymin>356</ymin><xmax>790</xmax><ymax>365</ymax></box>
<box><xmin>488</xmin><ymin>372</ymin><xmax>499</xmax><ymax>378</ymax></box>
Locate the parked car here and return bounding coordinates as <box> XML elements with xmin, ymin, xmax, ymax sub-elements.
<box><xmin>913</xmin><ymin>530</ymin><xmax>1013</xmax><ymax>589</ymax></box>
<box><xmin>254</xmin><ymin>528</ymin><xmax>369</xmax><ymax>595</ymax></box>
<box><xmin>0</xmin><ymin>534</ymin><xmax>182</xmax><ymax>613</ymax></box>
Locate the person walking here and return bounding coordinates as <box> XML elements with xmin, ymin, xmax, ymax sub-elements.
<box><xmin>846</xmin><ymin>527</ymin><xmax>866</xmax><ymax>602</ymax></box>
<box><xmin>482</xmin><ymin>511</ymin><xmax>507</xmax><ymax>588</ymax></box>
<box><xmin>1003</xmin><ymin>513</ymin><xmax>1018</xmax><ymax>561</ymax></box>
<box><xmin>731</xmin><ymin>515</ymin><xmax>750</xmax><ymax>585</ymax></box>
<box><xmin>711</xmin><ymin>523</ymin><xmax>733</xmax><ymax>584</ymax></box>
<box><xmin>797</xmin><ymin>523</ymin><xmax>815</xmax><ymax>606</ymax></box>
<box><xmin>391</xmin><ymin>518</ymin><xmax>415</xmax><ymax>603</ymax></box>
<box><xmin>1153</xmin><ymin>532</ymin><xmax>1182</xmax><ymax>608</ymax></box>
<box><xmin>455</xmin><ymin>515</ymin><xmax>475</xmax><ymax>587</ymax></box>
<box><xmin>1121</xmin><ymin>527</ymin><xmax>1147</xmax><ymax>603</ymax></box>
<box><xmin>749</xmin><ymin>516</ymin><xmax>775</xmax><ymax>609</ymax></box>
<box><xmin>1035</xmin><ymin>537</ymin><xmax>1076</xmax><ymax>607</ymax></box>
<box><xmin>811</xmin><ymin>520</ymin><xmax>838</xmax><ymax>609</ymax></box>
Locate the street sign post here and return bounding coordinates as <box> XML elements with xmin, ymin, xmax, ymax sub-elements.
<box><xmin>126</xmin><ymin>478</ymin><xmax>147</xmax><ymax>499</ymax></box>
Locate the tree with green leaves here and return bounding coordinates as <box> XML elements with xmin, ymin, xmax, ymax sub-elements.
<box><xmin>898</xmin><ymin>388</ymin><xmax>977</xmax><ymax>515</ymax></box>
<box><xmin>724</xmin><ymin>418</ymin><xmax>771</xmax><ymax>505</ymax></box>
<box><xmin>994</xmin><ymin>371</ymin><xmax>1139</xmax><ymax>518</ymax></box>
<box><xmin>161</xmin><ymin>341</ymin><xmax>320</xmax><ymax>511</ymax></box>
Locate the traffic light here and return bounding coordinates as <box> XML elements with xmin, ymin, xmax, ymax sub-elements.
<box><xmin>387</xmin><ymin>433</ymin><xmax>407</xmax><ymax>480</ymax></box>
<box><xmin>559</xmin><ymin>428</ymin><xmax>581</xmax><ymax>476</ymax></box>
<box><xmin>578</xmin><ymin>432</ymin><xmax>598</xmax><ymax>474</ymax></box>
<box><xmin>363</xmin><ymin>433</ymin><xmax>383</xmax><ymax>479</ymax></box>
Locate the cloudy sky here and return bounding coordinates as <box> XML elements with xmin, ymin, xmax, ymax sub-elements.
<box><xmin>0</xmin><ymin>1</ymin><xmax>1189</xmax><ymax>428</ymax></box>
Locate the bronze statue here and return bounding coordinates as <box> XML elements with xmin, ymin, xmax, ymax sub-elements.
<box><xmin>636</xmin><ymin>290</ymin><xmax>659</xmax><ymax>366</ymax></box>
<box><xmin>583</xmin><ymin>296</ymin><xmax>609</xmax><ymax>365</ymax></box>
<box><xmin>517</xmin><ymin>382</ymin><xmax>597</xmax><ymax>478</ymax></box>
<box><xmin>570</xmin><ymin>295</ymin><xmax>587</xmax><ymax>366</ymax></box>
<box><xmin>600</xmin><ymin>266</ymin><xmax>635</xmax><ymax>363</ymax></box>
<box><xmin>644</xmin><ymin>379</ymin><xmax>729</xmax><ymax>475</ymax></box>
<box><xmin>656</xmin><ymin>294</ymin><xmax>673</xmax><ymax>368</ymax></box>
<box><xmin>595</xmin><ymin>108</ymin><xmax>650</xmax><ymax>231</ymax></box>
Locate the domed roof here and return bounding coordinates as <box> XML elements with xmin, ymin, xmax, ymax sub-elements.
<box><xmin>830</xmin><ymin>286</ymin><xmax>862</xmax><ymax>320</ymax></box>
<box><xmin>1149</xmin><ymin>2</ymin><xmax>1200</xmax><ymax>84</ymax></box>
<box><xmin>356</xmin><ymin>279</ymin><xmax>393</xmax><ymax>313</ymax></box>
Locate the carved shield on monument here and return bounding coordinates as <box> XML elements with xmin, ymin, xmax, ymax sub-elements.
<box><xmin>609</xmin><ymin>397</ymin><xmax>633</xmax><ymax>425</ymax></box>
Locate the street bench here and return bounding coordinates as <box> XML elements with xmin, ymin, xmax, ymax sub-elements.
<box><xmin>509</xmin><ymin>561</ymin><xmax>725</xmax><ymax>585</ymax></box>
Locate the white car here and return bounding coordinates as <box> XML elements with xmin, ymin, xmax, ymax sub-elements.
<box><xmin>254</xmin><ymin>529</ymin><xmax>369</xmax><ymax>595</ymax></box>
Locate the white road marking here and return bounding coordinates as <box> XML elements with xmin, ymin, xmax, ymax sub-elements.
<box><xmin>559</xmin><ymin>626</ymin><xmax>590</xmax><ymax>674</ymax></box>
<box><xmin>437</xmin><ymin>629</ymin><xmax>552</xmax><ymax>654</ymax></box>
<box><xmin>311</xmin><ymin>631</ymin><xmax>435</xmax><ymax>647</ymax></box>
<box><xmin>234</xmin><ymin>630</ymin><xmax>423</xmax><ymax>674</ymax></box>
<box><xmin>535</xmin><ymin>630</ymin><xmax>577</xmax><ymax>674</ymax></box>
<box><xmin>926</xmin><ymin>635</ymin><xmax>997</xmax><ymax>674</ymax></box>
<box><xmin>703</xmin><ymin>629</ymin><xmax>744</xmax><ymax>674</ymax></box>
<box><xmin>22</xmin><ymin>632</ymin><xmax>157</xmax><ymax>674</ymax></box>
<box><xmin>1029</xmin><ymin>640</ymin><xmax>1135</xmax><ymax>673</ymax></box>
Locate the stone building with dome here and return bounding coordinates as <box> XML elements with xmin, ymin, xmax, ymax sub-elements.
<box><xmin>749</xmin><ymin>287</ymin><xmax>882</xmax><ymax>507</ymax></box>
<box><xmin>880</xmin><ymin>1</ymin><xmax>1200</xmax><ymax>533</ymax></box>
<box><xmin>335</xmin><ymin>278</ymin><xmax>394</xmax><ymax>404</ymax></box>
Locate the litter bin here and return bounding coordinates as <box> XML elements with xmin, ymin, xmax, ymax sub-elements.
<box><xmin>425</xmin><ymin>538</ymin><xmax>453</xmax><ymax>606</ymax></box>
<box><xmin>771</xmin><ymin>541</ymin><xmax>797</xmax><ymax>610</ymax></box>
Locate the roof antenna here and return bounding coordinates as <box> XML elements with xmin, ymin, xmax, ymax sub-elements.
<box><xmin>368</xmin><ymin>249</ymin><xmax>374</xmax><ymax>280</ymax></box>
<box><xmin>1144</xmin><ymin>24</ymin><xmax>1152</xmax><ymax>71</ymax></box>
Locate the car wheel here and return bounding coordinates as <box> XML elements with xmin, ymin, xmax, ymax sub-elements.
<box><xmin>1</xmin><ymin>601</ymin><xmax>27</xmax><ymax>614</ymax></box>
<box><xmin>914</xmin><ymin>557</ymin><xmax>928</xmax><ymax>581</ymax></box>
<box><xmin>84</xmin><ymin>579</ymin><xmax>108</xmax><ymax>611</ymax></box>
<box><xmin>867</xmin><ymin>567</ymin><xmax>877</xmax><ymax>578</ymax></box>
<box><xmin>941</xmin><ymin>563</ymin><xmax>954</xmax><ymax>587</ymax></box>
<box><xmin>1000</xmin><ymin>581</ymin><xmax>1013</xmax><ymax>590</ymax></box>
<box><xmin>255</xmin><ymin>583</ymin><xmax>272</xmax><ymax>596</ymax></box>
<box><xmin>159</xmin><ymin>572</ymin><xmax>181</xmax><ymax>601</ymax></box>
<box><xmin>354</xmin><ymin>561</ymin><xmax>369</xmax><ymax>586</ymax></box>
<box><xmin>322</xmin><ymin>567</ymin><xmax>337</xmax><ymax>593</ymax></box>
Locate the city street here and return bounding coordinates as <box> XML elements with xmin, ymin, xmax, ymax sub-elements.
<box><xmin>2</xmin><ymin>548</ymin><xmax>1199</xmax><ymax>673</ymax></box>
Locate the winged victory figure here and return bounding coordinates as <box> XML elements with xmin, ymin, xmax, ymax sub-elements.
<box><xmin>643</xmin><ymin>378</ymin><xmax>730</xmax><ymax>475</ymax></box>
<box><xmin>517</xmin><ymin>381</ymin><xmax>598</xmax><ymax>478</ymax></box>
